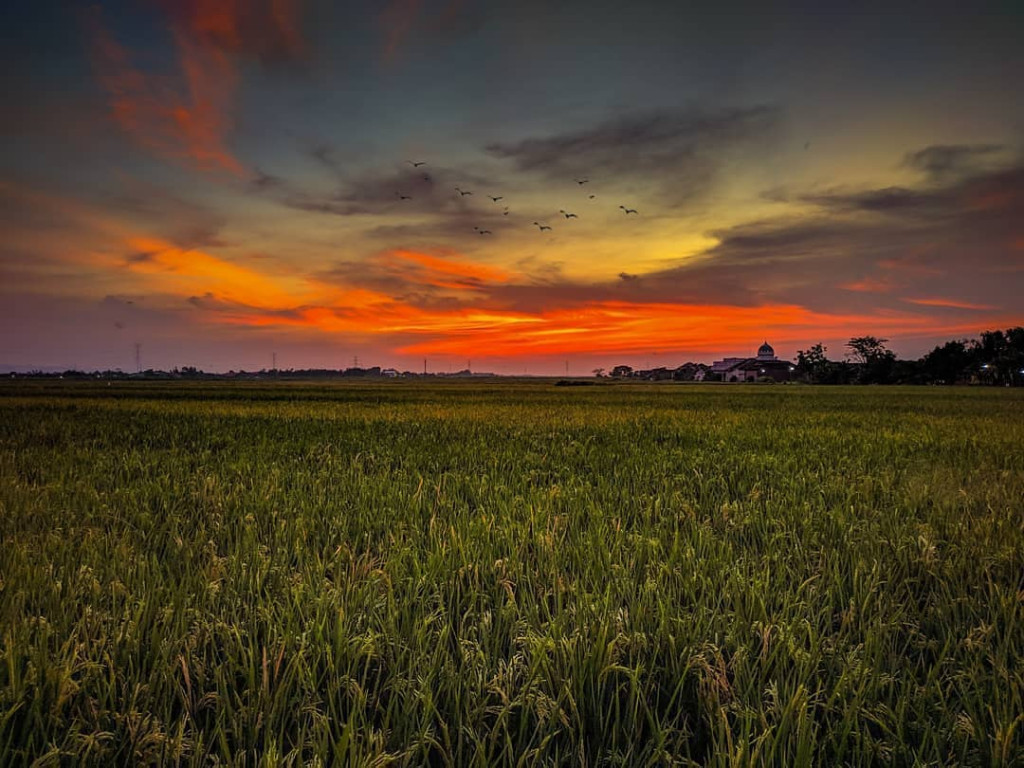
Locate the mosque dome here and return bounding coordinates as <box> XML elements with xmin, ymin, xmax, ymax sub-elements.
<box><xmin>756</xmin><ymin>341</ymin><xmax>776</xmax><ymax>360</ymax></box>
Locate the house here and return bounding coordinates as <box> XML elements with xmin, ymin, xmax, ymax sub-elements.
<box><xmin>673</xmin><ymin>362</ymin><xmax>710</xmax><ymax>381</ymax></box>
<box><xmin>708</xmin><ymin>342</ymin><xmax>794</xmax><ymax>382</ymax></box>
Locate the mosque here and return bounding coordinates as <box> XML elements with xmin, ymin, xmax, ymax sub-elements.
<box><xmin>707</xmin><ymin>341</ymin><xmax>795</xmax><ymax>382</ymax></box>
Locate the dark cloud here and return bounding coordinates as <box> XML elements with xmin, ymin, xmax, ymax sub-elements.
<box><xmin>362</xmin><ymin>206</ymin><xmax>526</xmax><ymax>244</ymax></box>
<box><xmin>797</xmin><ymin>163</ymin><xmax>1024</xmax><ymax>227</ymax></box>
<box><xmin>328</xmin><ymin>160</ymin><xmax>1024</xmax><ymax>318</ymax></box>
<box><xmin>641</xmin><ymin>162</ymin><xmax>1024</xmax><ymax>310</ymax></box>
<box><xmin>307</xmin><ymin>144</ymin><xmax>347</xmax><ymax>181</ymax></box>
<box><xmin>798</xmin><ymin>187</ymin><xmax>943</xmax><ymax>216</ymax></box>
<box><xmin>904</xmin><ymin>143</ymin><xmax>1006</xmax><ymax>181</ymax></box>
<box><xmin>254</xmin><ymin>159</ymin><xmax>498</xmax><ymax>218</ymax></box>
<box><xmin>485</xmin><ymin>104</ymin><xmax>780</xmax><ymax>204</ymax></box>
<box><xmin>250</xmin><ymin>170</ymin><xmax>284</xmax><ymax>190</ymax></box>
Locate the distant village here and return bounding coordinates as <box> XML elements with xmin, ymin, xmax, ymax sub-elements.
<box><xmin>7</xmin><ymin>328</ymin><xmax>1024</xmax><ymax>386</ymax></box>
<box><xmin>608</xmin><ymin>341</ymin><xmax>795</xmax><ymax>382</ymax></box>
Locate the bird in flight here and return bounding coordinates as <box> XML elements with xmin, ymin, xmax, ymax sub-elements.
<box><xmin>575</xmin><ymin>178</ymin><xmax>589</xmax><ymax>185</ymax></box>
<box><xmin>455</xmin><ymin>187</ymin><xmax>472</xmax><ymax>196</ymax></box>
<box><xmin>588</xmin><ymin>194</ymin><xmax>596</xmax><ymax>199</ymax></box>
<box><xmin>533</xmin><ymin>222</ymin><xmax>552</xmax><ymax>231</ymax></box>
<box><xmin>619</xmin><ymin>205</ymin><xmax>638</xmax><ymax>214</ymax></box>
<box><xmin>407</xmin><ymin>160</ymin><xmax>427</xmax><ymax>167</ymax></box>
<box><xmin>559</xmin><ymin>210</ymin><xmax>578</xmax><ymax>219</ymax></box>
<box><xmin>503</xmin><ymin>207</ymin><xmax>510</xmax><ymax>216</ymax></box>
<box><xmin>473</xmin><ymin>227</ymin><xmax>493</xmax><ymax>235</ymax></box>
<box><xmin>489</xmin><ymin>195</ymin><xmax>504</xmax><ymax>202</ymax></box>
<box><xmin>396</xmin><ymin>192</ymin><xmax>411</xmax><ymax>200</ymax></box>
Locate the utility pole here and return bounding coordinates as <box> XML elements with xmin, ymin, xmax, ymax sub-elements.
<box><xmin>565</xmin><ymin>360</ymin><xmax>569</xmax><ymax>376</ymax></box>
<box><xmin>272</xmin><ymin>352</ymin><xmax>277</xmax><ymax>371</ymax></box>
<box><xmin>423</xmin><ymin>358</ymin><xmax>427</xmax><ymax>375</ymax></box>
<box><xmin>134</xmin><ymin>343</ymin><xmax>141</xmax><ymax>373</ymax></box>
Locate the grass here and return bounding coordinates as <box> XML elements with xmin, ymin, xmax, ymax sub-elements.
<box><xmin>1</xmin><ymin>381</ymin><xmax>1022</xmax><ymax>766</ymax></box>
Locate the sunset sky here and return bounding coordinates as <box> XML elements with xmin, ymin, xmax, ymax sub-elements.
<box><xmin>2</xmin><ymin>1</ymin><xmax>1023</xmax><ymax>373</ymax></box>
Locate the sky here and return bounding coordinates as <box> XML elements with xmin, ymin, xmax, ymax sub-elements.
<box><xmin>2</xmin><ymin>0</ymin><xmax>1023</xmax><ymax>374</ymax></box>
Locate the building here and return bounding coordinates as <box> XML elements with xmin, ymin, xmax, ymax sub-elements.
<box><xmin>673</xmin><ymin>362</ymin><xmax>710</xmax><ymax>381</ymax></box>
<box><xmin>708</xmin><ymin>342</ymin><xmax>795</xmax><ymax>382</ymax></box>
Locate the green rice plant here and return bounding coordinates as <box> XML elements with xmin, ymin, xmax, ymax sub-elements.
<box><xmin>0</xmin><ymin>381</ymin><xmax>1021</xmax><ymax>765</ymax></box>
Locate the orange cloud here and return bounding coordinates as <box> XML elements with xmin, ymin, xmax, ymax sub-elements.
<box><xmin>119</xmin><ymin>237</ymin><xmax>309</xmax><ymax>306</ymax></box>
<box><xmin>164</xmin><ymin>0</ymin><xmax>306</xmax><ymax>63</ymax></box>
<box><xmin>385</xmin><ymin>249</ymin><xmax>512</xmax><ymax>290</ymax></box>
<box><xmin>841</xmin><ymin>277</ymin><xmax>892</xmax><ymax>293</ymax></box>
<box><xmin>85</xmin><ymin>2</ymin><xmax>305</xmax><ymax>174</ymax></box>
<box><xmin>86</xmin><ymin>9</ymin><xmax>242</xmax><ymax>174</ymax></box>
<box><xmin>206</xmin><ymin>291</ymin><xmax>1018</xmax><ymax>361</ymax></box>
<box><xmin>396</xmin><ymin>302</ymin><xmax>903</xmax><ymax>357</ymax></box>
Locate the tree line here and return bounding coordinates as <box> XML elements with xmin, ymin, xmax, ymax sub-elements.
<box><xmin>796</xmin><ymin>327</ymin><xmax>1024</xmax><ymax>385</ymax></box>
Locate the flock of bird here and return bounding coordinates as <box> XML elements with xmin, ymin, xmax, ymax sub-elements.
<box><xmin>401</xmin><ymin>160</ymin><xmax>639</xmax><ymax>235</ymax></box>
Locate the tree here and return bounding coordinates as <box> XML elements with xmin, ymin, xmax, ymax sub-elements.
<box><xmin>592</xmin><ymin>368</ymin><xmax>606</xmax><ymax>378</ymax></box>
<box><xmin>922</xmin><ymin>340</ymin><xmax>971</xmax><ymax>384</ymax></box>
<box><xmin>795</xmin><ymin>343</ymin><xmax>830</xmax><ymax>383</ymax></box>
<box><xmin>611</xmin><ymin>365</ymin><xmax>633</xmax><ymax>378</ymax></box>
<box><xmin>847</xmin><ymin>336</ymin><xmax>896</xmax><ymax>384</ymax></box>
<box><xmin>846</xmin><ymin>336</ymin><xmax>890</xmax><ymax>365</ymax></box>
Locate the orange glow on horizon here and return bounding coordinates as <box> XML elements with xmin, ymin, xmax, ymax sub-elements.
<box><xmin>209</xmin><ymin>296</ymin><xmax>1021</xmax><ymax>360</ymax></box>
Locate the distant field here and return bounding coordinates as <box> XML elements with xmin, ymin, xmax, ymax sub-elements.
<box><xmin>1</xmin><ymin>382</ymin><xmax>1022</xmax><ymax>765</ymax></box>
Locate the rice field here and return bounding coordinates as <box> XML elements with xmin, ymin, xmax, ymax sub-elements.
<box><xmin>1</xmin><ymin>381</ymin><xmax>1022</xmax><ymax>766</ymax></box>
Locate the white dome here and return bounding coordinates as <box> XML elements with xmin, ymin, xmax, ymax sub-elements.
<box><xmin>756</xmin><ymin>341</ymin><xmax>775</xmax><ymax>360</ymax></box>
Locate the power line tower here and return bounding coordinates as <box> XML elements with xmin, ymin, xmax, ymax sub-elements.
<box><xmin>272</xmin><ymin>352</ymin><xmax>277</xmax><ymax>371</ymax></box>
<box><xmin>353</xmin><ymin>354</ymin><xmax>359</xmax><ymax>369</ymax></box>
<box><xmin>134</xmin><ymin>343</ymin><xmax>141</xmax><ymax>373</ymax></box>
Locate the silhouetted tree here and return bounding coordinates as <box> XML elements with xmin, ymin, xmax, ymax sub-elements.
<box><xmin>795</xmin><ymin>343</ymin><xmax>830</xmax><ymax>383</ymax></box>
<box><xmin>847</xmin><ymin>336</ymin><xmax>896</xmax><ymax>383</ymax></box>
<box><xmin>922</xmin><ymin>340</ymin><xmax>972</xmax><ymax>384</ymax></box>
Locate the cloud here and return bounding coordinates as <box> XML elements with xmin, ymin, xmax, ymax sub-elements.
<box><xmin>799</xmin><ymin>187</ymin><xmax>944</xmax><ymax>216</ymax></box>
<box><xmin>252</xmin><ymin>159</ymin><xmax>525</xmax><ymax>246</ymax></box>
<box><xmin>904</xmin><ymin>143</ymin><xmax>1006</xmax><ymax>181</ymax></box>
<box><xmin>323</xmin><ymin>248</ymin><xmax>514</xmax><ymax>305</ymax></box>
<box><xmin>843</xmin><ymin>277</ymin><xmax>894</xmax><ymax>294</ymax></box>
<box><xmin>84</xmin><ymin>1</ymin><xmax>307</xmax><ymax>174</ymax></box>
<box><xmin>289</xmin><ymin>159</ymin><xmax>1021</xmax><ymax>327</ymax></box>
<box><xmin>638</xmin><ymin>161</ymin><xmax>1024</xmax><ymax>312</ymax></box>
<box><xmin>485</xmin><ymin>105</ymin><xmax>779</xmax><ymax>204</ymax></box>
<box><xmin>902</xmin><ymin>297</ymin><xmax>997</xmax><ymax>310</ymax></box>
<box><xmin>102</xmin><ymin>177</ymin><xmax>230</xmax><ymax>250</ymax></box>
<box><xmin>159</xmin><ymin>0</ymin><xmax>307</xmax><ymax>66</ymax></box>
<box><xmin>799</xmin><ymin>163</ymin><xmax>1024</xmax><ymax>224</ymax></box>
<box><xmin>85</xmin><ymin>8</ymin><xmax>242</xmax><ymax>174</ymax></box>
<box><xmin>380</xmin><ymin>0</ymin><xmax>421</xmax><ymax>63</ymax></box>
<box><xmin>258</xmin><ymin>160</ymin><xmax>495</xmax><ymax>217</ymax></box>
